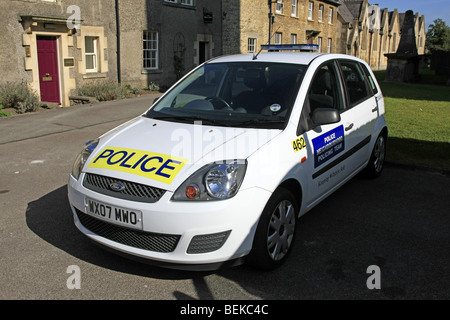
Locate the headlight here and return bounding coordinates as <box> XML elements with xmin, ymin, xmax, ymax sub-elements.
<box><xmin>172</xmin><ymin>160</ymin><xmax>247</xmax><ymax>201</ymax></box>
<box><xmin>71</xmin><ymin>139</ymin><xmax>99</xmax><ymax>180</ymax></box>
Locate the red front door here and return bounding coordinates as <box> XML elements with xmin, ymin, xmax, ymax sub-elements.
<box><xmin>37</xmin><ymin>36</ymin><xmax>61</xmax><ymax>104</ymax></box>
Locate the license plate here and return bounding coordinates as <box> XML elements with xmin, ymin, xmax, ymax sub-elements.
<box><xmin>85</xmin><ymin>198</ymin><xmax>143</xmax><ymax>230</ymax></box>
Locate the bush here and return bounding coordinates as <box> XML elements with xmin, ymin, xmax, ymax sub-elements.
<box><xmin>78</xmin><ymin>80</ymin><xmax>128</xmax><ymax>101</ymax></box>
<box><xmin>147</xmin><ymin>82</ymin><xmax>160</xmax><ymax>92</ymax></box>
<box><xmin>0</xmin><ymin>82</ymin><xmax>40</xmax><ymax>113</ymax></box>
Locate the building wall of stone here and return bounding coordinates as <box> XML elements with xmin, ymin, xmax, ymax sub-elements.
<box><xmin>118</xmin><ymin>0</ymin><xmax>223</xmax><ymax>90</ymax></box>
<box><xmin>0</xmin><ymin>0</ymin><xmax>118</xmax><ymax>106</ymax></box>
<box><xmin>223</xmin><ymin>0</ymin><xmax>340</xmax><ymax>55</ymax></box>
<box><xmin>0</xmin><ymin>0</ymin><xmax>429</xmax><ymax>108</ymax></box>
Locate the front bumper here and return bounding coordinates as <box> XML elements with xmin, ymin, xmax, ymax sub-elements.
<box><xmin>67</xmin><ymin>173</ymin><xmax>271</xmax><ymax>269</ymax></box>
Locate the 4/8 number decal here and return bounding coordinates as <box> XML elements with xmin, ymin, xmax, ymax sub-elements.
<box><xmin>292</xmin><ymin>137</ymin><xmax>306</xmax><ymax>152</ymax></box>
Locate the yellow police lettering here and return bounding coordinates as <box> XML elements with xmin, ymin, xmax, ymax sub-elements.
<box><xmin>89</xmin><ymin>147</ymin><xmax>188</xmax><ymax>184</ymax></box>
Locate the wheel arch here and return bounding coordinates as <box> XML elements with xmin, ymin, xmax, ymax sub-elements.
<box><xmin>277</xmin><ymin>178</ymin><xmax>303</xmax><ymax>217</ymax></box>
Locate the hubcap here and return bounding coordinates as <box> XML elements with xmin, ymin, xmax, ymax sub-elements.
<box><xmin>267</xmin><ymin>200</ymin><xmax>296</xmax><ymax>261</ymax></box>
<box><xmin>373</xmin><ymin>136</ymin><xmax>385</xmax><ymax>173</ymax></box>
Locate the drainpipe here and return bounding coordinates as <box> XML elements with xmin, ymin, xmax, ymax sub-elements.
<box><xmin>115</xmin><ymin>0</ymin><xmax>121</xmax><ymax>83</ymax></box>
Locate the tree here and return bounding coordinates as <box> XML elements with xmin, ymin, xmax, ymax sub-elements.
<box><xmin>426</xmin><ymin>18</ymin><xmax>450</xmax><ymax>53</ymax></box>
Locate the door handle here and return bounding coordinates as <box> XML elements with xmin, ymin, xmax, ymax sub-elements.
<box><xmin>42</xmin><ymin>73</ymin><xmax>52</xmax><ymax>82</ymax></box>
<box><xmin>372</xmin><ymin>106</ymin><xmax>378</xmax><ymax>112</ymax></box>
<box><xmin>345</xmin><ymin>123</ymin><xmax>354</xmax><ymax>131</ymax></box>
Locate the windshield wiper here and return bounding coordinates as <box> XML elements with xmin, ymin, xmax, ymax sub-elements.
<box><xmin>225</xmin><ymin>119</ymin><xmax>286</xmax><ymax>127</ymax></box>
<box><xmin>151</xmin><ymin>114</ymin><xmax>224</xmax><ymax>125</ymax></box>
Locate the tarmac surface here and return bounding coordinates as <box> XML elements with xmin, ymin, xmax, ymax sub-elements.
<box><xmin>1</xmin><ymin>95</ymin><xmax>449</xmax><ymax>303</ymax></box>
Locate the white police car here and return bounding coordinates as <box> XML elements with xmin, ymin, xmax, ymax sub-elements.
<box><xmin>68</xmin><ymin>48</ymin><xmax>387</xmax><ymax>270</ymax></box>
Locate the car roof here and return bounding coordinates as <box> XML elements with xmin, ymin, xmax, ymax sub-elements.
<box><xmin>208</xmin><ymin>52</ymin><xmax>364</xmax><ymax>66</ymax></box>
<box><xmin>209</xmin><ymin>52</ymin><xmax>324</xmax><ymax>65</ymax></box>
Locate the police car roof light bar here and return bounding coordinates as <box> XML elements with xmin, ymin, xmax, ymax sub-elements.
<box><xmin>260</xmin><ymin>44</ymin><xmax>319</xmax><ymax>52</ymax></box>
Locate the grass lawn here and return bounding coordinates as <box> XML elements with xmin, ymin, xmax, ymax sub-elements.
<box><xmin>373</xmin><ymin>70</ymin><xmax>450</xmax><ymax>171</ymax></box>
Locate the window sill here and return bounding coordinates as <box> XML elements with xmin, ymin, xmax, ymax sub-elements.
<box><xmin>142</xmin><ymin>69</ymin><xmax>162</xmax><ymax>74</ymax></box>
<box><xmin>83</xmin><ymin>73</ymin><xmax>107</xmax><ymax>79</ymax></box>
<box><xmin>163</xmin><ymin>2</ymin><xmax>195</xmax><ymax>10</ymax></box>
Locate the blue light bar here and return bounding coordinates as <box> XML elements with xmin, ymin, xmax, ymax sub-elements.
<box><xmin>261</xmin><ymin>44</ymin><xmax>319</xmax><ymax>52</ymax></box>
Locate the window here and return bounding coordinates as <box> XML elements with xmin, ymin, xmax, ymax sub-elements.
<box><xmin>85</xmin><ymin>36</ymin><xmax>98</xmax><ymax>73</ymax></box>
<box><xmin>308</xmin><ymin>2</ymin><xmax>314</xmax><ymax>20</ymax></box>
<box><xmin>164</xmin><ymin>0</ymin><xmax>177</xmax><ymax>3</ymax></box>
<box><xmin>318</xmin><ymin>37</ymin><xmax>322</xmax><ymax>53</ymax></box>
<box><xmin>338</xmin><ymin>60</ymin><xmax>371</xmax><ymax>107</ymax></box>
<box><xmin>290</xmin><ymin>34</ymin><xmax>297</xmax><ymax>45</ymax></box>
<box><xmin>319</xmin><ymin>5</ymin><xmax>324</xmax><ymax>22</ymax></box>
<box><xmin>291</xmin><ymin>0</ymin><xmax>298</xmax><ymax>17</ymax></box>
<box><xmin>308</xmin><ymin>63</ymin><xmax>343</xmax><ymax>112</ymax></box>
<box><xmin>299</xmin><ymin>61</ymin><xmax>344</xmax><ymax>133</ymax></box>
<box><xmin>360</xmin><ymin>64</ymin><xmax>378</xmax><ymax>94</ymax></box>
<box><xmin>275</xmin><ymin>32</ymin><xmax>282</xmax><ymax>44</ymax></box>
<box><xmin>329</xmin><ymin>8</ymin><xmax>333</xmax><ymax>24</ymax></box>
<box><xmin>276</xmin><ymin>0</ymin><xmax>283</xmax><ymax>14</ymax></box>
<box><xmin>147</xmin><ymin>62</ymin><xmax>306</xmax><ymax>129</ymax></box>
<box><xmin>248</xmin><ymin>38</ymin><xmax>257</xmax><ymax>53</ymax></box>
<box><xmin>327</xmin><ymin>38</ymin><xmax>332</xmax><ymax>53</ymax></box>
<box><xmin>143</xmin><ymin>31</ymin><xmax>158</xmax><ymax>70</ymax></box>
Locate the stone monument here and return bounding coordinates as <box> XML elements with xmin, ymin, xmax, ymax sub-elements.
<box><xmin>385</xmin><ymin>10</ymin><xmax>420</xmax><ymax>82</ymax></box>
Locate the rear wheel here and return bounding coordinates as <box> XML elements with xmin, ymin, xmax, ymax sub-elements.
<box><xmin>365</xmin><ymin>132</ymin><xmax>387</xmax><ymax>178</ymax></box>
<box><xmin>248</xmin><ymin>188</ymin><xmax>298</xmax><ymax>270</ymax></box>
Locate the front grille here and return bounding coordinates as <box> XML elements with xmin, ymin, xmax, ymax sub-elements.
<box><xmin>75</xmin><ymin>208</ymin><xmax>180</xmax><ymax>253</ymax></box>
<box><xmin>83</xmin><ymin>173</ymin><xmax>166</xmax><ymax>203</ymax></box>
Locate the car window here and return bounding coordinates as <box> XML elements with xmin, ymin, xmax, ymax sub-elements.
<box><xmin>360</xmin><ymin>63</ymin><xmax>378</xmax><ymax>95</ymax></box>
<box><xmin>308</xmin><ymin>62</ymin><xmax>343</xmax><ymax>112</ymax></box>
<box><xmin>146</xmin><ymin>62</ymin><xmax>306</xmax><ymax>129</ymax></box>
<box><xmin>298</xmin><ymin>61</ymin><xmax>343</xmax><ymax>134</ymax></box>
<box><xmin>338</xmin><ymin>60</ymin><xmax>371</xmax><ymax>107</ymax></box>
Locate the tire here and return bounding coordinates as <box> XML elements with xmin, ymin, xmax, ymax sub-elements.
<box><xmin>247</xmin><ymin>188</ymin><xmax>298</xmax><ymax>270</ymax></box>
<box><xmin>365</xmin><ymin>132</ymin><xmax>387</xmax><ymax>178</ymax></box>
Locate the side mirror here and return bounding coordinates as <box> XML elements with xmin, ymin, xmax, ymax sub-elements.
<box><xmin>311</xmin><ymin>108</ymin><xmax>340</xmax><ymax>125</ymax></box>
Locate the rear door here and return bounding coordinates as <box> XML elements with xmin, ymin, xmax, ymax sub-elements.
<box><xmin>336</xmin><ymin>60</ymin><xmax>378</xmax><ymax>169</ymax></box>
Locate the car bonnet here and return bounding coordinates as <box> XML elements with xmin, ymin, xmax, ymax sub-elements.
<box><xmin>83</xmin><ymin>116</ymin><xmax>281</xmax><ymax>192</ymax></box>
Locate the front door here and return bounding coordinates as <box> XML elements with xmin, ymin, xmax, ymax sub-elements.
<box><xmin>199</xmin><ymin>41</ymin><xmax>209</xmax><ymax>64</ymax></box>
<box><xmin>37</xmin><ymin>36</ymin><xmax>61</xmax><ymax>104</ymax></box>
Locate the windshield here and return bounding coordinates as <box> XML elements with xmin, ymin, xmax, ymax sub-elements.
<box><xmin>145</xmin><ymin>62</ymin><xmax>306</xmax><ymax>129</ymax></box>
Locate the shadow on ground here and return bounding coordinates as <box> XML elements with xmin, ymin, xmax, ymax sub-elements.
<box><xmin>25</xmin><ymin>167</ymin><xmax>450</xmax><ymax>299</ymax></box>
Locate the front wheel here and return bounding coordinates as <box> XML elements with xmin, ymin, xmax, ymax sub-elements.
<box><xmin>365</xmin><ymin>132</ymin><xmax>387</xmax><ymax>178</ymax></box>
<box><xmin>247</xmin><ymin>188</ymin><xmax>298</xmax><ymax>270</ymax></box>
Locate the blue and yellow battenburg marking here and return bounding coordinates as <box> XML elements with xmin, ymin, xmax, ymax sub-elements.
<box><xmin>88</xmin><ymin>147</ymin><xmax>188</xmax><ymax>184</ymax></box>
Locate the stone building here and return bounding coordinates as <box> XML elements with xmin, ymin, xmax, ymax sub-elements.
<box><xmin>0</xmin><ymin>0</ymin><xmax>427</xmax><ymax>108</ymax></box>
<box><xmin>117</xmin><ymin>0</ymin><xmax>222</xmax><ymax>89</ymax></box>
<box><xmin>337</xmin><ymin>0</ymin><xmax>426</xmax><ymax>69</ymax></box>
<box><xmin>0</xmin><ymin>0</ymin><xmax>118</xmax><ymax>107</ymax></box>
<box><xmin>222</xmin><ymin>0</ymin><xmax>341</xmax><ymax>55</ymax></box>
<box><xmin>0</xmin><ymin>0</ymin><xmax>222</xmax><ymax>107</ymax></box>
